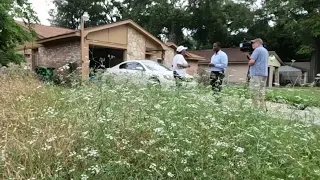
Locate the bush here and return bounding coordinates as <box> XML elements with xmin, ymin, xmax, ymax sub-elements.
<box><xmin>53</xmin><ymin>62</ymin><xmax>81</xmax><ymax>87</ymax></box>
<box><xmin>195</xmin><ymin>68</ymin><xmax>211</xmax><ymax>86</ymax></box>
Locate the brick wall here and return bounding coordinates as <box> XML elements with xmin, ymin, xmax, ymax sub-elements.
<box><xmin>164</xmin><ymin>48</ymin><xmax>175</xmax><ymax>68</ymax></box>
<box><xmin>38</xmin><ymin>41</ymin><xmax>81</xmax><ymax>69</ymax></box>
<box><xmin>146</xmin><ymin>51</ymin><xmax>162</xmax><ymax>61</ymax></box>
<box><xmin>187</xmin><ymin>61</ymin><xmax>198</xmax><ymax>75</ymax></box>
<box><xmin>127</xmin><ymin>27</ymin><xmax>146</xmax><ymax>60</ymax></box>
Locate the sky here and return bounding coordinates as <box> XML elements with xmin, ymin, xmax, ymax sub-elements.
<box><xmin>29</xmin><ymin>0</ymin><xmax>54</xmax><ymax>25</ymax></box>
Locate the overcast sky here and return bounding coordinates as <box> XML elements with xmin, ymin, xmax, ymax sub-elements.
<box><xmin>30</xmin><ymin>0</ymin><xmax>54</xmax><ymax>25</ymax></box>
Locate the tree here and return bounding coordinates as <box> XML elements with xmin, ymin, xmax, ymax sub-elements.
<box><xmin>0</xmin><ymin>0</ymin><xmax>38</xmax><ymax>66</ymax></box>
<box><xmin>118</xmin><ymin>0</ymin><xmax>191</xmax><ymax>45</ymax></box>
<box><xmin>49</xmin><ymin>0</ymin><xmax>122</xmax><ymax>29</ymax></box>
<box><xmin>264</xmin><ymin>0</ymin><xmax>320</xmax><ymax>78</ymax></box>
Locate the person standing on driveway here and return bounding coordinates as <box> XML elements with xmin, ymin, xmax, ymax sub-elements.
<box><xmin>209</xmin><ymin>42</ymin><xmax>228</xmax><ymax>92</ymax></box>
<box><xmin>248</xmin><ymin>38</ymin><xmax>269</xmax><ymax>111</ymax></box>
<box><xmin>172</xmin><ymin>45</ymin><xmax>190</xmax><ymax>87</ymax></box>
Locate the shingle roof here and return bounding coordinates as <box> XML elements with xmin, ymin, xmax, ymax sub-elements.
<box><xmin>31</xmin><ymin>19</ymin><xmax>169</xmax><ymax>50</ymax></box>
<box><xmin>16</xmin><ymin>21</ymin><xmax>75</xmax><ymax>39</ymax></box>
<box><xmin>165</xmin><ymin>42</ymin><xmax>205</xmax><ymax>61</ymax></box>
<box><xmin>189</xmin><ymin>48</ymin><xmax>283</xmax><ymax>64</ymax></box>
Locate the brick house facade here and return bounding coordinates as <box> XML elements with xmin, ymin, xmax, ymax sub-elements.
<box><xmin>17</xmin><ymin>20</ymin><xmax>204</xmax><ymax>76</ymax></box>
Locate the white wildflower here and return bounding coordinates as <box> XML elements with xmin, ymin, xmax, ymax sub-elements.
<box><xmin>81</xmin><ymin>174</ymin><xmax>89</xmax><ymax>180</ymax></box>
<box><xmin>105</xmin><ymin>134</ymin><xmax>114</xmax><ymax>140</ymax></box>
<box><xmin>167</xmin><ymin>172</ymin><xmax>174</xmax><ymax>177</ymax></box>
<box><xmin>235</xmin><ymin>147</ymin><xmax>245</xmax><ymax>153</ymax></box>
<box><xmin>154</xmin><ymin>104</ymin><xmax>161</xmax><ymax>109</ymax></box>
<box><xmin>149</xmin><ymin>163</ymin><xmax>157</xmax><ymax>170</ymax></box>
<box><xmin>46</xmin><ymin>135</ymin><xmax>57</xmax><ymax>143</ymax></box>
<box><xmin>184</xmin><ymin>167</ymin><xmax>191</xmax><ymax>172</ymax></box>
<box><xmin>28</xmin><ymin>140</ymin><xmax>36</xmax><ymax>145</ymax></box>
<box><xmin>41</xmin><ymin>143</ymin><xmax>52</xmax><ymax>151</ymax></box>
<box><xmin>69</xmin><ymin>151</ymin><xmax>77</xmax><ymax>157</ymax></box>
<box><xmin>134</xmin><ymin>149</ymin><xmax>146</xmax><ymax>154</ymax></box>
<box><xmin>154</xmin><ymin>127</ymin><xmax>164</xmax><ymax>135</ymax></box>
<box><xmin>88</xmin><ymin>165</ymin><xmax>101</xmax><ymax>174</ymax></box>
<box><xmin>87</xmin><ymin>149</ymin><xmax>99</xmax><ymax>157</ymax></box>
<box><xmin>181</xmin><ymin>159</ymin><xmax>187</xmax><ymax>164</ymax></box>
<box><xmin>159</xmin><ymin>166</ymin><xmax>166</xmax><ymax>171</ymax></box>
<box><xmin>184</xmin><ymin>150</ymin><xmax>194</xmax><ymax>156</ymax></box>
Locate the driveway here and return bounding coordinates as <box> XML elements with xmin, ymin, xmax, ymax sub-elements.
<box><xmin>198</xmin><ymin>92</ymin><xmax>320</xmax><ymax>125</ymax></box>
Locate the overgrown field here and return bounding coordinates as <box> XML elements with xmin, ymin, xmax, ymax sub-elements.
<box><xmin>1</xmin><ymin>69</ymin><xmax>320</xmax><ymax>179</ymax></box>
<box><xmin>223</xmin><ymin>86</ymin><xmax>320</xmax><ymax>108</ymax></box>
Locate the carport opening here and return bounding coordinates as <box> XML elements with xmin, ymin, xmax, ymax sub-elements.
<box><xmin>89</xmin><ymin>46</ymin><xmax>124</xmax><ymax>74</ymax></box>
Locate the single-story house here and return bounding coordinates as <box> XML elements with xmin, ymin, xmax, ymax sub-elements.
<box><xmin>189</xmin><ymin>48</ymin><xmax>283</xmax><ymax>87</ymax></box>
<box><xmin>279</xmin><ymin>65</ymin><xmax>308</xmax><ymax>85</ymax></box>
<box><xmin>284</xmin><ymin>61</ymin><xmax>310</xmax><ymax>83</ymax></box>
<box><xmin>16</xmin><ymin>20</ymin><xmax>203</xmax><ymax>77</ymax></box>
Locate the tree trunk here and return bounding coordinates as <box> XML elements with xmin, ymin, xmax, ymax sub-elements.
<box><xmin>311</xmin><ymin>36</ymin><xmax>320</xmax><ymax>82</ymax></box>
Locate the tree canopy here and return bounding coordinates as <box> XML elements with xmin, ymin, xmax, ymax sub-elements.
<box><xmin>0</xmin><ymin>0</ymin><xmax>38</xmax><ymax>66</ymax></box>
<box><xmin>49</xmin><ymin>0</ymin><xmax>314</xmax><ymax>62</ymax></box>
<box><xmin>2</xmin><ymin>0</ymin><xmax>319</xmax><ymax>75</ymax></box>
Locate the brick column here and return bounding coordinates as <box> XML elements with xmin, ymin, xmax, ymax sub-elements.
<box><xmin>123</xmin><ymin>50</ymin><xmax>127</xmax><ymax>61</ymax></box>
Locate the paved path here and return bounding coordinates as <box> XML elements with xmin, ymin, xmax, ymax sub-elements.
<box><xmin>198</xmin><ymin>93</ymin><xmax>320</xmax><ymax>125</ymax></box>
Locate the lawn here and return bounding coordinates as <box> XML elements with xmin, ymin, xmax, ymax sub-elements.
<box><xmin>223</xmin><ymin>85</ymin><xmax>320</xmax><ymax>108</ymax></box>
<box><xmin>1</xmin><ymin>68</ymin><xmax>320</xmax><ymax>179</ymax></box>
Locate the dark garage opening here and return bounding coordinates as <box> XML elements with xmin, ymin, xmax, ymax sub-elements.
<box><xmin>89</xmin><ymin>46</ymin><xmax>124</xmax><ymax>75</ymax></box>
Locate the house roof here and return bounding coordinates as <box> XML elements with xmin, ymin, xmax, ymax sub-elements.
<box><xmin>279</xmin><ymin>65</ymin><xmax>302</xmax><ymax>72</ymax></box>
<box><xmin>165</xmin><ymin>42</ymin><xmax>205</xmax><ymax>61</ymax></box>
<box><xmin>189</xmin><ymin>48</ymin><xmax>284</xmax><ymax>65</ymax></box>
<box><xmin>34</xmin><ymin>19</ymin><xmax>168</xmax><ymax>50</ymax></box>
<box><xmin>16</xmin><ymin>21</ymin><xmax>75</xmax><ymax>39</ymax></box>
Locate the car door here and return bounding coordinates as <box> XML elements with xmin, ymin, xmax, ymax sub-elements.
<box><xmin>119</xmin><ymin>62</ymin><xmax>146</xmax><ymax>83</ymax></box>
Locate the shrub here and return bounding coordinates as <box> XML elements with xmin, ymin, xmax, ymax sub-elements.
<box><xmin>195</xmin><ymin>68</ymin><xmax>210</xmax><ymax>86</ymax></box>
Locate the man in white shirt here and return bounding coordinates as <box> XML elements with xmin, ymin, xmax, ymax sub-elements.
<box><xmin>209</xmin><ymin>42</ymin><xmax>228</xmax><ymax>92</ymax></box>
<box><xmin>172</xmin><ymin>45</ymin><xmax>190</xmax><ymax>87</ymax></box>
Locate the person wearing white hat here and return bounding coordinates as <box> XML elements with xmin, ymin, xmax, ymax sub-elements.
<box><xmin>172</xmin><ymin>45</ymin><xmax>190</xmax><ymax>87</ymax></box>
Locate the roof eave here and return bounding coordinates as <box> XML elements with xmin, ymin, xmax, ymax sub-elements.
<box><xmin>37</xmin><ymin>32</ymin><xmax>79</xmax><ymax>44</ymax></box>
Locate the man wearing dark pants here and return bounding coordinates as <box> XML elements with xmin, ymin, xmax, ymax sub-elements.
<box><xmin>209</xmin><ymin>42</ymin><xmax>228</xmax><ymax>92</ymax></box>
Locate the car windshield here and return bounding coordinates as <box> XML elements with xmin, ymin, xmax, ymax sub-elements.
<box><xmin>142</xmin><ymin>61</ymin><xmax>171</xmax><ymax>71</ymax></box>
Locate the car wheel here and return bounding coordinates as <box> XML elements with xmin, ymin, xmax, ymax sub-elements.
<box><xmin>147</xmin><ymin>77</ymin><xmax>160</xmax><ymax>88</ymax></box>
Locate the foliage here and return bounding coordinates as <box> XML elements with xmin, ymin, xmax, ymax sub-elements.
<box><xmin>48</xmin><ymin>0</ymin><xmax>318</xmax><ymax>62</ymax></box>
<box><xmin>0</xmin><ymin>0</ymin><xmax>38</xmax><ymax>66</ymax></box>
<box><xmin>2</xmin><ymin>69</ymin><xmax>320</xmax><ymax>179</ymax></box>
<box><xmin>264</xmin><ymin>0</ymin><xmax>320</xmax><ymax>56</ymax></box>
<box><xmin>223</xmin><ymin>86</ymin><xmax>320</xmax><ymax>108</ymax></box>
<box><xmin>49</xmin><ymin>0</ymin><xmax>122</xmax><ymax>29</ymax></box>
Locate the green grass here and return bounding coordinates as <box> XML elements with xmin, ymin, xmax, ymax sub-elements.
<box><xmin>223</xmin><ymin>85</ymin><xmax>320</xmax><ymax>108</ymax></box>
<box><xmin>1</xmin><ymin>68</ymin><xmax>320</xmax><ymax>179</ymax></box>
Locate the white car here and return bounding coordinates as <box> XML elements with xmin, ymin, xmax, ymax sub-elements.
<box><xmin>103</xmin><ymin>60</ymin><xmax>196</xmax><ymax>87</ymax></box>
